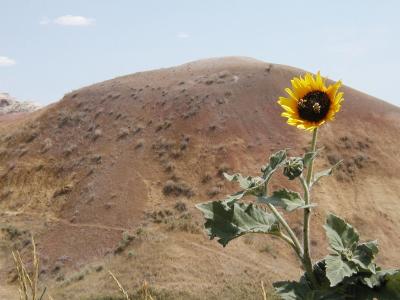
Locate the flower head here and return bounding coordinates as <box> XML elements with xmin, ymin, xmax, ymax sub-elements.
<box><xmin>283</xmin><ymin>157</ymin><xmax>304</xmax><ymax>180</ymax></box>
<box><xmin>278</xmin><ymin>72</ymin><xmax>344</xmax><ymax>131</ymax></box>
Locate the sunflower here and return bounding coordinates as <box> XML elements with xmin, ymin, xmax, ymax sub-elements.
<box><xmin>277</xmin><ymin>72</ymin><xmax>344</xmax><ymax>131</ymax></box>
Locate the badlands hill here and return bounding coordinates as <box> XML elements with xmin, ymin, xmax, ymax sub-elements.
<box><xmin>0</xmin><ymin>57</ymin><xmax>399</xmax><ymax>299</ymax></box>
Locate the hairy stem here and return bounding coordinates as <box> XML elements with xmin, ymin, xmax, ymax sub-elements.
<box><xmin>302</xmin><ymin>127</ymin><xmax>319</xmax><ymax>288</ymax></box>
<box><xmin>264</xmin><ymin>181</ymin><xmax>303</xmax><ymax>260</ymax></box>
<box><xmin>267</xmin><ymin>203</ymin><xmax>303</xmax><ymax>259</ymax></box>
<box><xmin>306</xmin><ymin>128</ymin><xmax>318</xmax><ymax>185</ymax></box>
<box><xmin>277</xmin><ymin>231</ymin><xmax>303</xmax><ymax>260</ymax></box>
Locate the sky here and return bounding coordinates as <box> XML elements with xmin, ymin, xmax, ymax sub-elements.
<box><xmin>1</xmin><ymin>0</ymin><xmax>400</xmax><ymax>107</ymax></box>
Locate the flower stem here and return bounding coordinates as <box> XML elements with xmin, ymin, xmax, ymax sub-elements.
<box><xmin>264</xmin><ymin>181</ymin><xmax>303</xmax><ymax>260</ymax></box>
<box><xmin>277</xmin><ymin>231</ymin><xmax>302</xmax><ymax>260</ymax></box>
<box><xmin>266</xmin><ymin>203</ymin><xmax>303</xmax><ymax>260</ymax></box>
<box><xmin>307</xmin><ymin>128</ymin><xmax>319</xmax><ymax>185</ymax></box>
<box><xmin>302</xmin><ymin>127</ymin><xmax>319</xmax><ymax>288</ymax></box>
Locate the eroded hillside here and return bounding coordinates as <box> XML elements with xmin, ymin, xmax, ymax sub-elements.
<box><xmin>1</xmin><ymin>57</ymin><xmax>399</xmax><ymax>299</ymax></box>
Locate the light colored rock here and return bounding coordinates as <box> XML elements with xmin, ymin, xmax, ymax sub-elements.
<box><xmin>0</xmin><ymin>92</ymin><xmax>41</xmax><ymax>115</ymax></box>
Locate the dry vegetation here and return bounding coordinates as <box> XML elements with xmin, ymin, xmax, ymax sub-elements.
<box><xmin>11</xmin><ymin>237</ymin><xmax>52</xmax><ymax>300</ymax></box>
<box><xmin>8</xmin><ymin>238</ymin><xmax>278</xmax><ymax>299</ymax></box>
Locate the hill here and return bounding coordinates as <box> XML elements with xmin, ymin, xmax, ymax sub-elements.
<box><xmin>1</xmin><ymin>57</ymin><xmax>399</xmax><ymax>299</ymax></box>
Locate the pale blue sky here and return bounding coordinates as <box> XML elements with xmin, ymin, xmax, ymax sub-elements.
<box><xmin>1</xmin><ymin>0</ymin><xmax>399</xmax><ymax>106</ymax></box>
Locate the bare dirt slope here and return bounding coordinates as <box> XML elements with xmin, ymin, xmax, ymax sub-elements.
<box><xmin>1</xmin><ymin>57</ymin><xmax>399</xmax><ymax>299</ymax></box>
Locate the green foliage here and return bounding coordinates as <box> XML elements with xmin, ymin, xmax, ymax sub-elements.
<box><xmin>352</xmin><ymin>241</ymin><xmax>378</xmax><ymax>272</ymax></box>
<box><xmin>273</xmin><ymin>280</ymin><xmax>342</xmax><ymax>300</ymax></box>
<box><xmin>325</xmin><ymin>254</ymin><xmax>357</xmax><ymax>287</ymax></box>
<box><xmin>196</xmin><ymin>201</ymin><xmax>279</xmax><ymax>247</ymax></box>
<box><xmin>261</xmin><ymin>149</ymin><xmax>288</xmax><ymax>180</ymax></box>
<box><xmin>274</xmin><ymin>261</ymin><xmax>400</xmax><ymax>299</ymax></box>
<box><xmin>196</xmin><ymin>150</ymin><xmax>290</xmax><ymax>246</ymax></box>
<box><xmin>223</xmin><ymin>173</ymin><xmax>266</xmax><ymax>202</ymax></box>
<box><xmin>312</xmin><ymin>160</ymin><xmax>343</xmax><ymax>186</ymax></box>
<box><xmin>324</xmin><ymin>214</ymin><xmax>359</xmax><ymax>253</ymax></box>
<box><xmin>382</xmin><ymin>271</ymin><xmax>400</xmax><ymax>298</ymax></box>
<box><xmin>273</xmin><ymin>281</ymin><xmax>312</xmax><ymax>300</ymax></box>
<box><xmin>303</xmin><ymin>151</ymin><xmax>319</xmax><ymax>167</ymax></box>
<box><xmin>323</xmin><ymin>214</ymin><xmax>379</xmax><ymax>286</ymax></box>
<box><xmin>222</xmin><ymin>190</ymin><xmax>248</xmax><ymax>206</ymax></box>
<box><xmin>195</xmin><ymin>144</ymin><xmax>400</xmax><ymax>300</ymax></box>
<box><xmin>258</xmin><ymin>189</ymin><xmax>314</xmax><ymax>212</ymax></box>
<box><xmin>274</xmin><ymin>214</ymin><xmax>400</xmax><ymax>299</ymax></box>
<box><xmin>223</xmin><ymin>172</ymin><xmax>264</xmax><ymax>190</ymax></box>
<box><xmin>218</xmin><ymin>150</ymin><xmax>289</xmax><ymax>207</ymax></box>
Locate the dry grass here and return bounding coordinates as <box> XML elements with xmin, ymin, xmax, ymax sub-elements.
<box><xmin>261</xmin><ymin>281</ymin><xmax>268</xmax><ymax>300</ymax></box>
<box><xmin>9</xmin><ymin>236</ymin><xmax>278</xmax><ymax>299</ymax></box>
<box><xmin>108</xmin><ymin>271</ymin><xmax>131</xmax><ymax>300</ymax></box>
<box><xmin>108</xmin><ymin>271</ymin><xmax>154</xmax><ymax>300</ymax></box>
<box><xmin>12</xmin><ymin>236</ymin><xmax>52</xmax><ymax>300</ymax></box>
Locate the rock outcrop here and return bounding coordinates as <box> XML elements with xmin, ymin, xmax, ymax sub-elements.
<box><xmin>0</xmin><ymin>92</ymin><xmax>40</xmax><ymax>115</ymax></box>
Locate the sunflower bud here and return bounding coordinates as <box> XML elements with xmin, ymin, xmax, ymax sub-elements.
<box><xmin>283</xmin><ymin>157</ymin><xmax>304</xmax><ymax>180</ymax></box>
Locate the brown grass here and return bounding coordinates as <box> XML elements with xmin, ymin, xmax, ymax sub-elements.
<box><xmin>108</xmin><ymin>271</ymin><xmax>154</xmax><ymax>300</ymax></box>
<box><xmin>12</xmin><ymin>236</ymin><xmax>52</xmax><ymax>300</ymax></box>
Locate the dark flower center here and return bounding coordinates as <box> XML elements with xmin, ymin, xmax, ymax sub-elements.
<box><xmin>297</xmin><ymin>91</ymin><xmax>331</xmax><ymax>122</ymax></box>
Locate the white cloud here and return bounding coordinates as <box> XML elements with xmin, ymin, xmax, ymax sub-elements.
<box><xmin>177</xmin><ymin>32</ymin><xmax>190</xmax><ymax>39</ymax></box>
<box><xmin>0</xmin><ymin>56</ymin><xmax>16</xmax><ymax>67</ymax></box>
<box><xmin>42</xmin><ymin>15</ymin><xmax>95</xmax><ymax>27</ymax></box>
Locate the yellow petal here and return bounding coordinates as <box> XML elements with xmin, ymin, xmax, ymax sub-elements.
<box><xmin>327</xmin><ymin>81</ymin><xmax>342</xmax><ymax>99</ymax></box>
<box><xmin>284</xmin><ymin>88</ymin><xmax>299</xmax><ymax>101</ymax></box>
<box><xmin>277</xmin><ymin>72</ymin><xmax>343</xmax><ymax>131</ymax></box>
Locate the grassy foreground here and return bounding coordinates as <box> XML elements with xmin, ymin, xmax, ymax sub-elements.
<box><xmin>10</xmin><ymin>237</ymin><xmax>279</xmax><ymax>300</ymax></box>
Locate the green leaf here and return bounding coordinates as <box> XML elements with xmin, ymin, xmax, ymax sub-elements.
<box><xmin>302</xmin><ymin>260</ymin><xmax>399</xmax><ymax>299</ymax></box>
<box><xmin>303</xmin><ymin>151</ymin><xmax>317</xmax><ymax>166</ymax></box>
<box><xmin>223</xmin><ymin>173</ymin><xmax>252</xmax><ymax>189</ymax></box>
<box><xmin>223</xmin><ymin>190</ymin><xmax>246</xmax><ymax>206</ymax></box>
<box><xmin>312</xmin><ymin>160</ymin><xmax>343</xmax><ymax>186</ymax></box>
<box><xmin>324</xmin><ymin>214</ymin><xmax>359</xmax><ymax>253</ymax></box>
<box><xmin>347</xmin><ymin>270</ymin><xmax>400</xmax><ymax>300</ymax></box>
<box><xmin>344</xmin><ymin>283</ymin><xmax>375</xmax><ymax>300</ymax></box>
<box><xmin>222</xmin><ymin>173</ymin><xmax>265</xmax><ymax>205</ymax></box>
<box><xmin>261</xmin><ymin>149</ymin><xmax>287</xmax><ymax>179</ymax></box>
<box><xmin>325</xmin><ymin>254</ymin><xmax>357</xmax><ymax>287</ymax></box>
<box><xmin>303</xmin><ymin>150</ymin><xmax>319</xmax><ymax>167</ymax></box>
<box><xmin>351</xmin><ymin>241</ymin><xmax>378</xmax><ymax>273</ymax></box>
<box><xmin>323</xmin><ymin>215</ymin><xmax>384</xmax><ymax>288</ymax></box>
<box><xmin>362</xmin><ymin>269</ymin><xmax>386</xmax><ymax>288</ymax></box>
<box><xmin>309</xmin><ymin>260</ymin><xmax>331</xmax><ymax>289</ymax></box>
<box><xmin>258</xmin><ymin>189</ymin><xmax>314</xmax><ymax>212</ymax></box>
<box><xmin>223</xmin><ymin>173</ymin><xmax>264</xmax><ymax>191</ymax></box>
<box><xmin>268</xmin><ymin>149</ymin><xmax>287</xmax><ymax>170</ymax></box>
<box><xmin>221</xmin><ymin>150</ymin><xmax>288</xmax><ymax>207</ymax></box>
<box><xmin>273</xmin><ymin>281</ymin><xmax>313</xmax><ymax>300</ymax></box>
<box><xmin>222</xmin><ymin>173</ymin><xmax>267</xmax><ymax>205</ymax></box>
<box><xmin>195</xmin><ymin>201</ymin><xmax>279</xmax><ymax>247</ymax></box>
<box><xmin>360</xmin><ymin>240</ymin><xmax>379</xmax><ymax>254</ymax></box>
<box><xmin>274</xmin><ymin>280</ymin><xmax>345</xmax><ymax>300</ymax></box>
<box><xmin>362</xmin><ymin>274</ymin><xmax>381</xmax><ymax>289</ymax></box>
<box><xmin>380</xmin><ymin>270</ymin><xmax>400</xmax><ymax>299</ymax></box>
